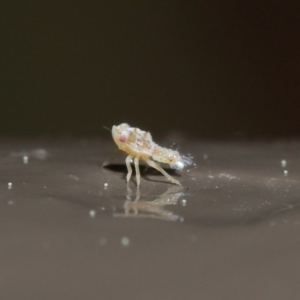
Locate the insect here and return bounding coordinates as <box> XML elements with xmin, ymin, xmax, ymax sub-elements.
<box><xmin>111</xmin><ymin>123</ymin><xmax>193</xmax><ymax>186</ymax></box>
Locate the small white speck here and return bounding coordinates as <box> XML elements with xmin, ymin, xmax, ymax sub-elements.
<box><xmin>281</xmin><ymin>160</ymin><xmax>287</xmax><ymax>167</ymax></box>
<box><xmin>180</xmin><ymin>199</ymin><xmax>187</xmax><ymax>206</ymax></box>
<box><xmin>101</xmin><ymin>207</ymin><xmax>106</xmax><ymax>211</ymax></box>
<box><xmin>44</xmin><ymin>186</ymin><xmax>47</xmax><ymax>189</ymax></box>
<box><xmin>104</xmin><ymin>183</ymin><xmax>108</xmax><ymax>189</ymax></box>
<box><xmin>8</xmin><ymin>182</ymin><xmax>12</xmax><ymax>189</ymax></box>
<box><xmin>7</xmin><ymin>200</ymin><xmax>14</xmax><ymax>205</ymax></box>
<box><xmin>69</xmin><ymin>174</ymin><xmax>79</xmax><ymax>180</ymax></box>
<box><xmin>89</xmin><ymin>210</ymin><xmax>96</xmax><ymax>218</ymax></box>
<box><xmin>23</xmin><ymin>155</ymin><xmax>29</xmax><ymax>164</ymax></box>
<box><xmin>203</xmin><ymin>154</ymin><xmax>208</xmax><ymax>160</ymax></box>
<box><xmin>283</xmin><ymin>170</ymin><xmax>288</xmax><ymax>176</ymax></box>
<box><xmin>121</xmin><ymin>237</ymin><xmax>130</xmax><ymax>247</ymax></box>
<box><xmin>99</xmin><ymin>238</ymin><xmax>107</xmax><ymax>246</ymax></box>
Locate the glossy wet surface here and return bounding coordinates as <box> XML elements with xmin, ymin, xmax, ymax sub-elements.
<box><xmin>1</xmin><ymin>139</ymin><xmax>300</xmax><ymax>299</ymax></box>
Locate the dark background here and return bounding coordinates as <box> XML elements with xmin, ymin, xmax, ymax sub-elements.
<box><xmin>2</xmin><ymin>1</ymin><xmax>299</xmax><ymax>139</ymax></box>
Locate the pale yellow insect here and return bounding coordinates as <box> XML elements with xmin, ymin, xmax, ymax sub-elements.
<box><xmin>112</xmin><ymin>123</ymin><xmax>193</xmax><ymax>186</ymax></box>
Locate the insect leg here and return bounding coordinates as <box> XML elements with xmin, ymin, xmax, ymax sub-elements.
<box><xmin>145</xmin><ymin>159</ymin><xmax>181</xmax><ymax>186</ymax></box>
<box><xmin>134</xmin><ymin>157</ymin><xmax>141</xmax><ymax>186</ymax></box>
<box><xmin>125</xmin><ymin>155</ymin><xmax>133</xmax><ymax>183</ymax></box>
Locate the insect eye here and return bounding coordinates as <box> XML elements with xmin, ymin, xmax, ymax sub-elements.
<box><xmin>119</xmin><ymin>134</ymin><xmax>127</xmax><ymax>143</ymax></box>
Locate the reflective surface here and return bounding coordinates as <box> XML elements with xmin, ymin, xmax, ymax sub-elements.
<box><xmin>1</xmin><ymin>139</ymin><xmax>300</xmax><ymax>299</ymax></box>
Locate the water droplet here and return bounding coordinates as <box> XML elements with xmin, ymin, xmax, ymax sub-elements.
<box><xmin>89</xmin><ymin>210</ymin><xmax>96</xmax><ymax>218</ymax></box>
<box><xmin>180</xmin><ymin>199</ymin><xmax>187</xmax><ymax>206</ymax></box>
<box><xmin>121</xmin><ymin>237</ymin><xmax>130</xmax><ymax>247</ymax></box>
<box><xmin>99</xmin><ymin>238</ymin><xmax>107</xmax><ymax>245</ymax></box>
<box><xmin>281</xmin><ymin>160</ymin><xmax>287</xmax><ymax>167</ymax></box>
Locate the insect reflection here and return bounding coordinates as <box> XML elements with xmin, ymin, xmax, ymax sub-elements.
<box><xmin>114</xmin><ymin>185</ymin><xmax>185</xmax><ymax>222</ymax></box>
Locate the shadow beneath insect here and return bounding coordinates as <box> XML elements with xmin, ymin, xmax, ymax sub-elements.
<box><xmin>114</xmin><ymin>185</ymin><xmax>185</xmax><ymax>221</ymax></box>
<box><xmin>103</xmin><ymin>163</ymin><xmax>180</xmax><ymax>184</ymax></box>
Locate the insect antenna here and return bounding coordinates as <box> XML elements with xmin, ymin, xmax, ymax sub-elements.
<box><xmin>102</xmin><ymin>125</ymin><xmax>111</xmax><ymax>132</ymax></box>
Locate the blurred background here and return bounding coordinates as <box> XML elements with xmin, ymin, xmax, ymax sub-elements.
<box><xmin>1</xmin><ymin>1</ymin><xmax>299</xmax><ymax>139</ymax></box>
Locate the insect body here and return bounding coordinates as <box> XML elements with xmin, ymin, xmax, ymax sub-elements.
<box><xmin>112</xmin><ymin>123</ymin><xmax>193</xmax><ymax>186</ymax></box>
